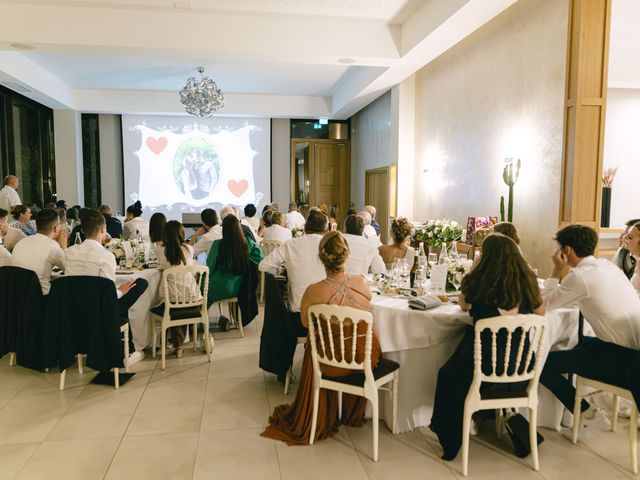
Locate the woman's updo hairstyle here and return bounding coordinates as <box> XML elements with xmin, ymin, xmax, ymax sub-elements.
<box><xmin>391</xmin><ymin>217</ymin><xmax>413</xmax><ymax>244</ymax></box>
<box><xmin>319</xmin><ymin>231</ymin><xmax>350</xmax><ymax>274</ymax></box>
<box><xmin>127</xmin><ymin>200</ymin><xmax>143</xmax><ymax>217</ymax></box>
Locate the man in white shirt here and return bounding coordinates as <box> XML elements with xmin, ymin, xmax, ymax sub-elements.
<box><xmin>1</xmin><ymin>222</ymin><xmax>26</xmax><ymax>251</ymax></box>
<box><xmin>189</xmin><ymin>208</ymin><xmax>222</xmax><ymax>259</ymax></box>
<box><xmin>243</xmin><ymin>203</ymin><xmax>260</xmax><ymax>234</ymax></box>
<box><xmin>343</xmin><ymin>214</ymin><xmax>385</xmax><ymax>275</ymax></box>
<box><xmin>259</xmin><ymin>210</ymin><xmax>328</xmax><ymax>335</ymax></box>
<box><xmin>0</xmin><ymin>175</ymin><xmax>21</xmax><ymax>212</ymax></box>
<box><xmin>10</xmin><ymin>208</ymin><xmax>67</xmax><ymax>294</ymax></box>
<box><xmin>358</xmin><ymin>211</ymin><xmax>381</xmax><ymax>245</ymax></box>
<box><xmin>0</xmin><ymin>209</ymin><xmax>11</xmax><ymax>266</ymax></box>
<box><xmin>262</xmin><ymin>211</ymin><xmax>292</xmax><ymax>243</ymax></box>
<box><xmin>541</xmin><ymin>224</ymin><xmax>640</xmax><ymax>430</ymax></box>
<box><xmin>65</xmin><ymin>209</ymin><xmax>148</xmax><ymax>315</ymax></box>
<box><xmin>284</xmin><ymin>202</ymin><xmax>305</xmax><ymax>229</ymax></box>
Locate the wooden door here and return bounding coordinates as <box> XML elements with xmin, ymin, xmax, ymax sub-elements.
<box><xmin>365</xmin><ymin>167</ymin><xmax>389</xmax><ymax>244</ymax></box>
<box><xmin>312</xmin><ymin>141</ymin><xmax>350</xmax><ymax>227</ymax></box>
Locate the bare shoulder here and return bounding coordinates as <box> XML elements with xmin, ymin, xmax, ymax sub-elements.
<box><xmin>349</xmin><ymin>274</ymin><xmax>372</xmax><ymax>299</ymax></box>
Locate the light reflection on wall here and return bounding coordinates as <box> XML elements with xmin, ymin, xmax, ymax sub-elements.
<box><xmin>419</xmin><ymin>142</ymin><xmax>451</xmax><ymax>199</ymax></box>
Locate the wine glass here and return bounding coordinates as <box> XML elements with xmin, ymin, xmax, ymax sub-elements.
<box><xmin>400</xmin><ymin>259</ymin><xmax>410</xmax><ymax>288</ymax></box>
<box><xmin>451</xmin><ymin>271</ymin><xmax>464</xmax><ymax>292</ymax></box>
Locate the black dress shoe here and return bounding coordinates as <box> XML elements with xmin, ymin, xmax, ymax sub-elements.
<box><xmin>219</xmin><ymin>316</ymin><xmax>230</xmax><ymax>332</ymax></box>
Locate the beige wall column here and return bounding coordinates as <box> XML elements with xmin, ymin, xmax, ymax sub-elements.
<box><xmin>560</xmin><ymin>0</ymin><xmax>611</xmax><ymax>228</ymax></box>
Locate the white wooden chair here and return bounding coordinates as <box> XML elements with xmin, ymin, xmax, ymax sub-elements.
<box><xmin>307</xmin><ymin>304</ymin><xmax>399</xmax><ymax>461</ymax></box>
<box><xmin>212</xmin><ymin>297</ymin><xmax>244</xmax><ymax>337</ymax></box>
<box><xmin>150</xmin><ymin>265</ymin><xmax>212</xmax><ymax>370</ymax></box>
<box><xmin>572</xmin><ymin>377</ymin><xmax>638</xmax><ymax>474</ymax></box>
<box><xmin>461</xmin><ymin>314</ymin><xmax>546</xmax><ymax>476</ymax></box>
<box><xmin>259</xmin><ymin>239</ymin><xmax>284</xmax><ymax>303</ymax></box>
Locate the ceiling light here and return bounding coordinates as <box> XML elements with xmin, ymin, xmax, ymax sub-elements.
<box><xmin>10</xmin><ymin>43</ymin><xmax>34</xmax><ymax>51</ymax></box>
<box><xmin>179</xmin><ymin>66</ymin><xmax>224</xmax><ymax>117</ymax></box>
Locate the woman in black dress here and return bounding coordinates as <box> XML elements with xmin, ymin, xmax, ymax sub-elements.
<box><xmin>430</xmin><ymin>233</ymin><xmax>544</xmax><ymax>460</ymax></box>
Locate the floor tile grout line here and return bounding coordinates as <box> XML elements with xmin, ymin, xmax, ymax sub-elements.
<box><xmin>261</xmin><ymin>371</ymin><xmax>285</xmax><ymax>480</ymax></box>
<box><xmin>190</xmin><ymin>340</ymin><xmax>215</xmax><ymax>480</ymax></box>
<box><xmin>416</xmin><ymin>427</ymin><xmax>459</xmax><ymax>479</ymax></box>
<box><xmin>101</xmin><ymin>357</ymin><xmax>158</xmax><ymax>480</ymax></box>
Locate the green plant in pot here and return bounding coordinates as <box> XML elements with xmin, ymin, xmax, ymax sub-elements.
<box><xmin>500</xmin><ymin>158</ymin><xmax>521</xmax><ymax>222</ymax></box>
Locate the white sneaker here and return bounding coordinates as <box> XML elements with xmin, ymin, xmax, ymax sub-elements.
<box><xmin>127</xmin><ymin>350</ymin><xmax>145</xmax><ymax>366</ymax></box>
<box><xmin>564</xmin><ymin>406</ymin><xmax>611</xmax><ymax>440</ymax></box>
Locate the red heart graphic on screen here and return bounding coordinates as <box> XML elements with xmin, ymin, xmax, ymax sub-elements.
<box><xmin>228</xmin><ymin>179</ymin><xmax>248</xmax><ymax>197</ymax></box>
<box><xmin>146</xmin><ymin>136</ymin><xmax>167</xmax><ymax>155</ymax></box>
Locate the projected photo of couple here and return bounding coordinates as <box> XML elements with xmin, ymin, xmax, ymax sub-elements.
<box><xmin>174</xmin><ymin>139</ymin><xmax>220</xmax><ymax>201</ymax></box>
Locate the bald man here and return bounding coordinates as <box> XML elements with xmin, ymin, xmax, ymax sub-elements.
<box><xmin>0</xmin><ymin>175</ymin><xmax>21</xmax><ymax>212</ymax></box>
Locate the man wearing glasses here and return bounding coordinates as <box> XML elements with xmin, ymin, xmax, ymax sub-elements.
<box><xmin>540</xmin><ymin>224</ymin><xmax>640</xmax><ymax>436</ymax></box>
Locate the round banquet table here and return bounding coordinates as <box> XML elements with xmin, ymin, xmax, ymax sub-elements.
<box><xmin>370</xmin><ymin>294</ymin><xmax>592</xmax><ymax>434</ymax></box>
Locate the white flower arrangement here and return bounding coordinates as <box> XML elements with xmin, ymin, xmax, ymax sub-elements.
<box><xmin>441</xmin><ymin>256</ymin><xmax>473</xmax><ymax>292</ymax></box>
<box><xmin>413</xmin><ymin>218</ymin><xmax>464</xmax><ymax>248</ymax></box>
<box><xmin>105</xmin><ymin>238</ymin><xmax>143</xmax><ymax>262</ymax></box>
<box><xmin>291</xmin><ymin>226</ymin><xmax>304</xmax><ymax>238</ymax></box>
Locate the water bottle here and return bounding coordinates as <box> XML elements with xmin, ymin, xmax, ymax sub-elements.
<box><xmin>438</xmin><ymin>242</ymin><xmax>448</xmax><ymax>264</ymax></box>
<box><xmin>449</xmin><ymin>240</ymin><xmax>459</xmax><ymax>258</ymax></box>
<box><xmin>418</xmin><ymin>242</ymin><xmax>427</xmax><ymax>269</ymax></box>
<box><xmin>74</xmin><ymin>232</ymin><xmax>82</xmax><ymax>245</ymax></box>
<box><xmin>415</xmin><ymin>242</ymin><xmax>427</xmax><ymax>289</ymax></box>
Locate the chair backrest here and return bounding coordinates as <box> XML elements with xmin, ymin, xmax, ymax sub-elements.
<box><xmin>161</xmin><ymin>264</ymin><xmax>209</xmax><ymax>309</ymax></box>
<box><xmin>260</xmin><ymin>239</ymin><xmax>284</xmax><ymax>256</ymax></box>
<box><xmin>307</xmin><ymin>304</ymin><xmax>374</xmax><ymax>377</ymax></box>
<box><xmin>473</xmin><ymin>314</ymin><xmax>545</xmax><ymax>385</ymax></box>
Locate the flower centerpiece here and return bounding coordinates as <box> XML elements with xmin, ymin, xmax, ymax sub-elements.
<box><xmin>441</xmin><ymin>256</ymin><xmax>473</xmax><ymax>292</ymax></box>
<box><xmin>413</xmin><ymin>218</ymin><xmax>463</xmax><ymax>249</ymax></box>
<box><xmin>105</xmin><ymin>238</ymin><xmax>144</xmax><ymax>264</ymax></box>
<box><xmin>291</xmin><ymin>226</ymin><xmax>304</xmax><ymax>238</ymax></box>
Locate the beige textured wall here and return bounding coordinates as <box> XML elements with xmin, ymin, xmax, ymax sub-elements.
<box><xmin>413</xmin><ymin>0</ymin><xmax>568</xmax><ymax>275</ymax></box>
<box><xmin>350</xmin><ymin>91</ymin><xmax>392</xmax><ymax>210</ymax></box>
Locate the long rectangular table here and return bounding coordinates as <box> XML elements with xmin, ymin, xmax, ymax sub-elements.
<box><xmin>370</xmin><ymin>294</ymin><xmax>587</xmax><ymax>433</ymax></box>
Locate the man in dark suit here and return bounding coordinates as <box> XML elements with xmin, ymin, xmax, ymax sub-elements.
<box><xmin>98</xmin><ymin>204</ymin><xmax>123</xmax><ymax>238</ymax></box>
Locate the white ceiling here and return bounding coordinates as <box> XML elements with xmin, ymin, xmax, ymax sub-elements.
<box><xmin>0</xmin><ymin>0</ymin><xmax>519</xmax><ymax>118</ymax></box>
<box><xmin>609</xmin><ymin>0</ymin><xmax>640</xmax><ymax>89</ymax></box>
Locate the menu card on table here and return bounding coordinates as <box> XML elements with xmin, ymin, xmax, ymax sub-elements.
<box><xmin>430</xmin><ymin>265</ymin><xmax>448</xmax><ymax>294</ymax></box>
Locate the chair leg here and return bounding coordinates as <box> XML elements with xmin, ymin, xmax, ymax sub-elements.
<box><xmin>309</xmin><ymin>387</ymin><xmax>320</xmax><ymax>445</ymax></box>
<box><xmin>371</xmin><ymin>396</ymin><xmax>379</xmax><ymax>462</ymax></box>
<box><xmin>192</xmin><ymin>323</ymin><xmax>197</xmax><ymax>352</ymax></box>
<box><xmin>161</xmin><ymin>328</ymin><xmax>167</xmax><ymax>370</ymax></box>
<box><xmin>77</xmin><ymin>354</ymin><xmax>84</xmax><ymax>375</ymax></box>
<box><xmin>284</xmin><ymin>366</ymin><xmax>292</xmax><ymax>395</ymax></box>
<box><xmin>461</xmin><ymin>406</ymin><xmax>472</xmax><ymax>477</ymax></box>
<box><xmin>114</xmin><ymin>368</ymin><xmax>120</xmax><ymax>389</ymax></box>
<box><xmin>630</xmin><ymin>406</ymin><xmax>638</xmax><ymax>474</ymax></box>
<box><xmin>236</xmin><ymin>304</ymin><xmax>244</xmax><ymax>338</ymax></box>
<box><xmin>572</xmin><ymin>380</ymin><xmax>583</xmax><ymax>444</ymax></box>
<box><xmin>495</xmin><ymin>410</ymin><xmax>503</xmax><ymax>440</ymax></box>
<box><xmin>203</xmin><ymin>319</ymin><xmax>213</xmax><ymax>361</ymax></box>
<box><xmin>391</xmin><ymin>375</ymin><xmax>399</xmax><ymax>435</ymax></box>
<box><xmin>59</xmin><ymin>369</ymin><xmax>66</xmax><ymax>391</ymax></box>
<box><xmin>612</xmin><ymin>394</ymin><xmax>620</xmax><ymax>432</ymax></box>
<box><xmin>338</xmin><ymin>392</ymin><xmax>343</xmax><ymax>421</ymax></box>
<box><xmin>529</xmin><ymin>407</ymin><xmax>540</xmax><ymax>471</ymax></box>
<box><xmin>152</xmin><ymin>321</ymin><xmax>157</xmax><ymax>358</ymax></box>
<box><xmin>123</xmin><ymin>328</ymin><xmax>130</xmax><ymax>373</ymax></box>
<box><xmin>9</xmin><ymin>352</ymin><xmax>16</xmax><ymax>366</ymax></box>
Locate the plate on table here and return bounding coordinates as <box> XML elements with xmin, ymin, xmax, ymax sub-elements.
<box><xmin>116</xmin><ymin>269</ymin><xmax>135</xmax><ymax>275</ymax></box>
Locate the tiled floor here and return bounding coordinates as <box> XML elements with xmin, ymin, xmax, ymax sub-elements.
<box><xmin>0</xmin><ymin>310</ymin><xmax>638</xmax><ymax>479</ymax></box>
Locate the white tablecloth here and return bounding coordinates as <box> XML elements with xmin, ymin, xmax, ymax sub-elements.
<box><xmin>114</xmin><ymin>269</ymin><xmax>162</xmax><ymax>351</ymax></box>
<box><xmin>370</xmin><ymin>295</ymin><xmax>590</xmax><ymax>433</ymax></box>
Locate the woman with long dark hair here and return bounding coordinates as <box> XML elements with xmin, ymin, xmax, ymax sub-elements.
<box><xmin>206</xmin><ymin>214</ymin><xmax>263</xmax><ymax>306</ymax></box>
<box><xmin>149</xmin><ymin>212</ymin><xmax>167</xmax><ymax>245</ymax></box>
<box><xmin>155</xmin><ymin>220</ymin><xmax>196</xmax><ymax>357</ymax></box>
<box><xmin>430</xmin><ymin>233</ymin><xmax>544</xmax><ymax>460</ymax></box>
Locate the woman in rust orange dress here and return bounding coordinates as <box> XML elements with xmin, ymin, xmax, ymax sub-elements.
<box><xmin>262</xmin><ymin>231</ymin><xmax>382</xmax><ymax>445</ymax></box>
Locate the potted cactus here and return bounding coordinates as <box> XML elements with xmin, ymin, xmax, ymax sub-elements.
<box><xmin>499</xmin><ymin>158</ymin><xmax>521</xmax><ymax>222</ymax></box>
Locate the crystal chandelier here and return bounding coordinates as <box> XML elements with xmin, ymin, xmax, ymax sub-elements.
<box><xmin>179</xmin><ymin>66</ymin><xmax>224</xmax><ymax>117</ymax></box>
